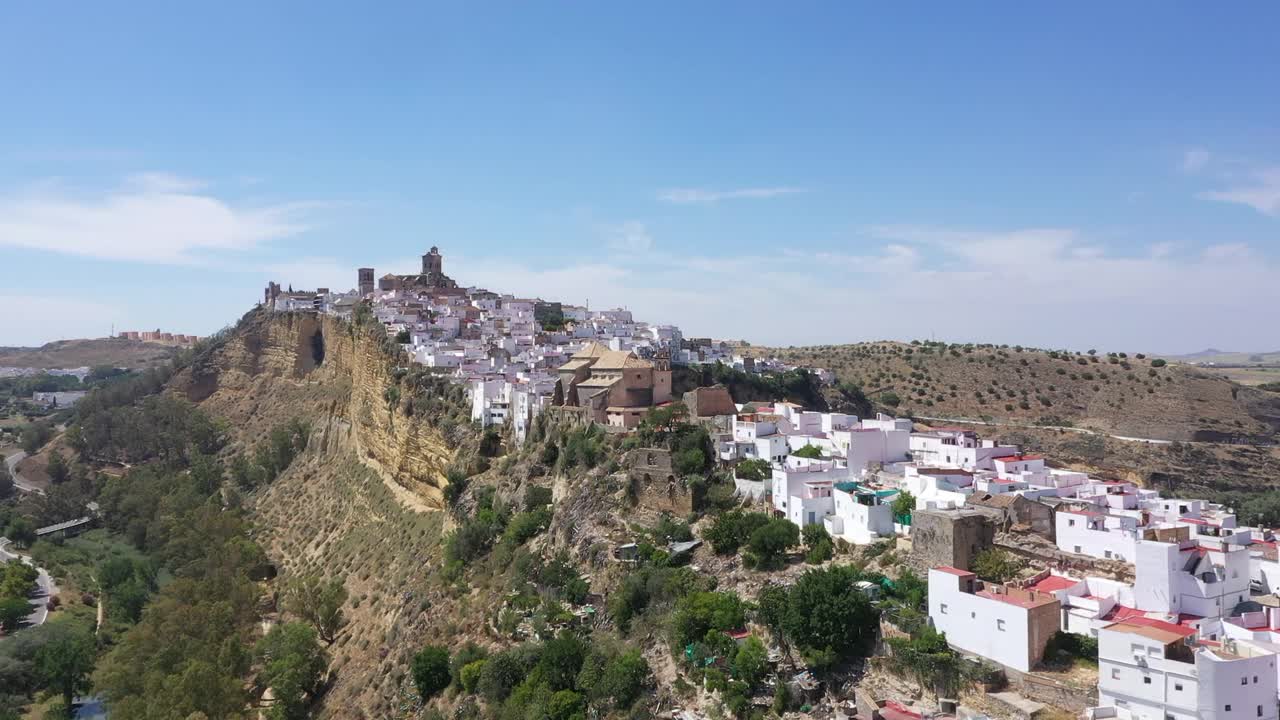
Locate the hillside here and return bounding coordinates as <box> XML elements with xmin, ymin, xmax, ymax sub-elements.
<box><xmin>1161</xmin><ymin>349</ymin><xmax>1280</xmax><ymax>365</ymax></box>
<box><xmin>0</xmin><ymin>337</ymin><xmax>181</xmax><ymax>369</ymax></box>
<box><xmin>765</xmin><ymin>341</ymin><xmax>1280</xmax><ymax>444</ymax></box>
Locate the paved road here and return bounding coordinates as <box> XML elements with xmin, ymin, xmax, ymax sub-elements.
<box><xmin>0</xmin><ymin>536</ymin><xmax>57</xmax><ymax>627</ymax></box>
<box><xmin>3</xmin><ymin>450</ymin><xmax>47</xmax><ymax>496</ymax></box>
<box><xmin>913</xmin><ymin>415</ymin><xmax>1179</xmax><ymax>445</ymax></box>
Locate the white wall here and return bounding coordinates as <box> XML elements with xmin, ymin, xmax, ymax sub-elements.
<box><xmin>928</xmin><ymin>569</ymin><xmax>1039</xmax><ymax>672</ymax></box>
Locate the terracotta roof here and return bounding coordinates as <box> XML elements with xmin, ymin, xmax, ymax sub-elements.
<box><xmin>1028</xmin><ymin>574</ymin><xmax>1079</xmax><ymax>593</ymax></box>
<box><xmin>1106</xmin><ymin>616</ymin><xmax>1197</xmax><ymax>642</ymax></box>
<box><xmin>932</xmin><ymin>566</ymin><xmax>975</xmax><ymax>577</ymax></box>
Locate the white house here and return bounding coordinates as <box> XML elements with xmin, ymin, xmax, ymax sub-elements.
<box><xmin>902</xmin><ymin>467</ymin><xmax>977</xmax><ymax>509</ymax></box>
<box><xmin>1133</xmin><ymin>540</ymin><xmax>1251</xmax><ymax>620</ymax></box>
<box><xmin>825</xmin><ymin>483</ymin><xmax>896</xmax><ymax>545</ymax></box>
<box><xmin>910</xmin><ymin>430</ymin><xmax>1020</xmax><ymax>470</ymax></box>
<box><xmin>771</xmin><ymin>459</ymin><xmax>844</xmax><ymax>527</ymax></box>
<box><xmin>927</xmin><ymin>566</ymin><xmax>1062</xmax><ymax>672</ymax></box>
<box><xmin>1057</xmin><ymin>508</ymin><xmax>1142</xmax><ymax>562</ymax></box>
<box><xmin>1092</xmin><ymin>617</ymin><xmax>1278</xmax><ymax>720</ymax></box>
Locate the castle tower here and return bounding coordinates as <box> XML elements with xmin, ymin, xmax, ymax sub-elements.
<box><xmin>422</xmin><ymin>246</ymin><xmax>443</xmax><ymax>276</ymax></box>
<box><xmin>358</xmin><ymin>267</ymin><xmax>374</xmax><ymax>296</ymax></box>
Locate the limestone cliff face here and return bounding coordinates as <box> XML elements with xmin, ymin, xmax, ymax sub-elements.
<box><xmin>174</xmin><ymin>309</ymin><xmax>454</xmax><ymax>510</ymax></box>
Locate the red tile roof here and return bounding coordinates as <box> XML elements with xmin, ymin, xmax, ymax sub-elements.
<box><xmin>1028</xmin><ymin>575</ymin><xmax>1079</xmax><ymax>593</ymax></box>
<box><xmin>932</xmin><ymin>566</ymin><xmax>975</xmax><ymax>577</ymax></box>
<box><xmin>1102</xmin><ymin>604</ymin><xmax>1146</xmax><ymax>622</ymax></box>
<box><xmin>1117</xmin><ymin>615</ymin><xmax>1198</xmax><ymax>639</ymax></box>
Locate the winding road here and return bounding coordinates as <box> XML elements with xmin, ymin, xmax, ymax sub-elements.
<box><xmin>4</xmin><ymin>449</ymin><xmax>47</xmax><ymax>496</ymax></box>
<box><xmin>0</xmin><ymin>536</ymin><xmax>58</xmax><ymax>628</ymax></box>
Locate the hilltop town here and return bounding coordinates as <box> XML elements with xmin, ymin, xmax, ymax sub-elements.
<box><xmin>243</xmin><ymin>247</ymin><xmax>1280</xmax><ymax>720</ymax></box>
<box><xmin>262</xmin><ymin>246</ymin><xmax>827</xmax><ymax>443</ymax></box>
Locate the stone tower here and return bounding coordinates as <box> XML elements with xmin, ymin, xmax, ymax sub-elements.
<box><xmin>422</xmin><ymin>246</ymin><xmax>443</xmax><ymax>276</ymax></box>
<box><xmin>358</xmin><ymin>268</ymin><xmax>374</xmax><ymax>296</ymax></box>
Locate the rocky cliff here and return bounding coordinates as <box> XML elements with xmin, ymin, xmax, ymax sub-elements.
<box><xmin>173</xmin><ymin>309</ymin><xmax>459</xmax><ymax>510</ymax></box>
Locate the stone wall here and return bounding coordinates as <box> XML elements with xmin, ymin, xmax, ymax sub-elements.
<box><xmin>625</xmin><ymin>448</ymin><xmax>693</xmax><ymax>516</ymax></box>
<box><xmin>910</xmin><ymin>508</ymin><xmax>994</xmax><ymax>571</ymax></box>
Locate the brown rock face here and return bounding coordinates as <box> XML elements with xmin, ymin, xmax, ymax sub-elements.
<box><xmin>172</xmin><ymin>310</ymin><xmax>454</xmax><ymax>510</ymax></box>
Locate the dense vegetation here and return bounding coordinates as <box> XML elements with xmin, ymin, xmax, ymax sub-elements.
<box><xmin>0</xmin><ymin>342</ymin><xmax>330</xmax><ymax>719</ymax></box>
<box><xmin>674</xmin><ymin>362</ymin><xmax>829</xmax><ymax>411</ymax></box>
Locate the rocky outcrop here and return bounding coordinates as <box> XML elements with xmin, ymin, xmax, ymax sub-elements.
<box><xmin>172</xmin><ymin>309</ymin><xmax>456</xmax><ymax>510</ymax></box>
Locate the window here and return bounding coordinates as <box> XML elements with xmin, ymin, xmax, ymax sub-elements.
<box><xmin>1259</xmin><ymin>707</ymin><xmax>1264</xmax><ymax>717</ymax></box>
<box><xmin>940</xmin><ymin>604</ymin><xmax>948</xmax><ymax>615</ymax></box>
<box><xmin>1075</xmin><ymin>545</ymin><xmax>1083</xmax><ymax>553</ymax></box>
<box><xmin>1105</xmin><ymin>550</ymin><xmax>1113</xmax><ymax>559</ymax></box>
<box><xmin>1254</xmin><ymin>676</ymin><xmax>1259</xmax><ymax>684</ymax></box>
<box><xmin>1175</xmin><ymin>683</ymin><xmax>1183</xmax><ymax>691</ymax></box>
<box><xmin>971</xmin><ymin>612</ymin><xmax>977</xmax><ymax>619</ymax></box>
<box><xmin>1111</xmin><ymin>669</ymin><xmax>1121</xmax><ymax>680</ymax></box>
<box><xmin>1243</xmin><ymin>678</ymin><xmax>1249</xmax><ymax>686</ymax></box>
<box><xmin>1069</xmin><ymin>519</ymin><xmax>1076</xmax><ymax>527</ymax></box>
<box><xmin>997</xmin><ymin>619</ymin><xmax>1007</xmax><ymax>631</ymax></box>
<box><xmin>1226</xmin><ymin>706</ymin><xmax>1232</xmax><ymax>712</ymax></box>
<box><xmin>1144</xmin><ymin>677</ymin><xmax>1152</xmax><ymax>685</ymax></box>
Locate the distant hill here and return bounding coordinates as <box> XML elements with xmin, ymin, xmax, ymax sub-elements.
<box><xmin>763</xmin><ymin>341</ymin><xmax>1280</xmax><ymax>443</ymax></box>
<box><xmin>1159</xmin><ymin>349</ymin><xmax>1280</xmax><ymax>365</ymax></box>
<box><xmin>0</xmin><ymin>337</ymin><xmax>181</xmax><ymax>369</ymax></box>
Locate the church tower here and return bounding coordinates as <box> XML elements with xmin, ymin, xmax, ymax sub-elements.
<box><xmin>422</xmin><ymin>246</ymin><xmax>443</xmax><ymax>276</ymax></box>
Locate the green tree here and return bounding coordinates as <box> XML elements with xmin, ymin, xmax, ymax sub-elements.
<box><xmin>256</xmin><ymin>623</ymin><xmax>327</xmax><ymax>720</ymax></box>
<box><xmin>478</xmin><ymin>649</ymin><xmax>528</xmax><ymax>703</ymax></box>
<box><xmin>34</xmin><ymin>624</ymin><xmax>96</xmax><ymax>712</ymax></box>
<box><xmin>538</xmin><ymin>632</ymin><xmax>586</xmax><ymax>691</ymax></box>
<box><xmin>411</xmin><ymin>646</ymin><xmax>452</xmax><ymax>701</ymax></box>
<box><xmin>0</xmin><ymin>596</ymin><xmax>30</xmax><ymax>632</ymax></box>
<box><xmin>733</xmin><ymin>458</ymin><xmax>770</xmax><ymax>482</ymax></box>
<box><xmin>4</xmin><ymin>517</ymin><xmax>36</xmax><ymax>549</ymax></box>
<box><xmin>792</xmin><ymin>444</ymin><xmax>824</xmax><ymax>459</ymax></box>
<box><xmin>46</xmin><ymin>451</ymin><xmax>70</xmax><ymax>485</ymax></box>
<box><xmin>285</xmin><ymin>574</ymin><xmax>348</xmax><ymax>644</ymax></box>
<box><xmin>576</xmin><ymin>647</ymin><xmax>649</xmax><ymax>711</ymax></box>
<box><xmin>972</xmin><ymin>548</ymin><xmax>1023</xmax><ymax>584</ymax></box>
<box><xmin>772</xmin><ymin>566</ymin><xmax>880</xmax><ymax>665</ymax></box>
<box><xmin>0</xmin><ymin>460</ymin><xmax>13</xmax><ymax>499</ymax></box>
<box><xmin>746</xmin><ymin>519</ymin><xmax>799</xmax><ymax>570</ymax></box>
<box><xmin>670</xmin><ymin>591</ymin><xmax>746</xmax><ymax>650</ymax></box>
<box><xmin>891</xmin><ymin>490</ymin><xmax>916</xmax><ymax>523</ymax></box>
<box><xmin>731</xmin><ymin>636</ymin><xmax>768</xmax><ymax>687</ymax></box>
<box><xmin>702</xmin><ymin>510</ymin><xmax>769</xmax><ymax>555</ymax></box>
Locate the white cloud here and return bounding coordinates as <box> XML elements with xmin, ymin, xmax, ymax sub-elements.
<box><xmin>657</xmin><ymin>187</ymin><xmax>806</xmax><ymax>205</ymax></box>
<box><xmin>1201</xmin><ymin>243</ymin><xmax>1254</xmax><ymax>262</ymax></box>
<box><xmin>1182</xmin><ymin>148</ymin><xmax>1212</xmax><ymax>174</ymax></box>
<box><xmin>600</xmin><ymin>220</ymin><xmax>654</xmax><ymax>253</ymax></box>
<box><xmin>1199</xmin><ymin>168</ymin><xmax>1280</xmax><ymax>216</ymax></box>
<box><xmin>0</xmin><ymin>173</ymin><xmax>320</xmax><ymax>264</ymax></box>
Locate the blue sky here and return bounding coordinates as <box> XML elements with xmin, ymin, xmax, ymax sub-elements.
<box><xmin>2</xmin><ymin>2</ymin><xmax>1278</xmax><ymax>352</ymax></box>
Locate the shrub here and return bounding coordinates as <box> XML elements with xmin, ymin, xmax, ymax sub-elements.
<box><xmin>1150</xmin><ymin>358</ymin><xmax>1167</xmax><ymax>368</ymax></box>
<box><xmin>734</xmin><ymin>458</ymin><xmax>770</xmax><ymax>483</ymax></box>
<box><xmin>412</xmin><ymin>646</ymin><xmax>452</xmax><ymax>701</ymax></box>
<box><xmin>702</xmin><ymin>510</ymin><xmax>770</xmax><ymax>555</ymax></box>
<box><xmin>459</xmin><ymin>659</ymin><xmax>487</xmax><ymax>693</ymax></box>
<box><xmin>972</xmin><ymin>548</ymin><xmax>1024</xmax><ymax>584</ymax></box>
<box><xmin>746</xmin><ymin>519</ymin><xmax>799</xmax><ymax>570</ymax></box>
